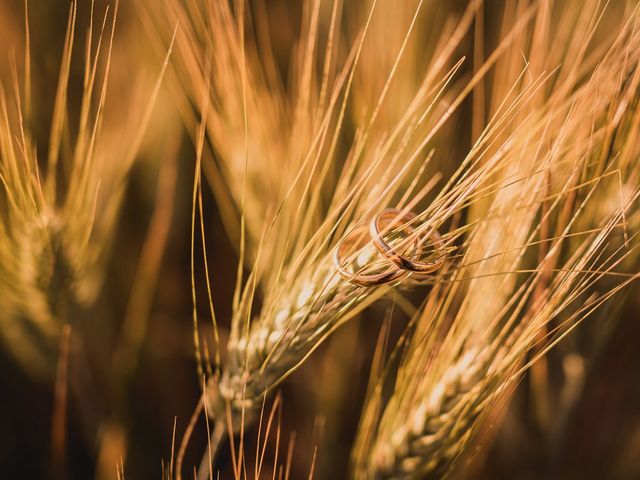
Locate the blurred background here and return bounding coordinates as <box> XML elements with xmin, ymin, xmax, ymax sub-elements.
<box><xmin>0</xmin><ymin>1</ymin><xmax>638</xmax><ymax>479</ymax></box>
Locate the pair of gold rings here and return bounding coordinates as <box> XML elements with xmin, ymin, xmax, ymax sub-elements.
<box><xmin>333</xmin><ymin>208</ymin><xmax>447</xmax><ymax>287</ymax></box>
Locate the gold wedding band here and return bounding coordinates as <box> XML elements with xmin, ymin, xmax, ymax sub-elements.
<box><xmin>370</xmin><ymin>208</ymin><xmax>446</xmax><ymax>273</ymax></box>
<box><xmin>333</xmin><ymin>225</ymin><xmax>407</xmax><ymax>287</ymax></box>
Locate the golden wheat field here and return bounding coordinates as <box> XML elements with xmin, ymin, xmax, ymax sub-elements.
<box><xmin>1</xmin><ymin>0</ymin><xmax>639</xmax><ymax>478</ymax></box>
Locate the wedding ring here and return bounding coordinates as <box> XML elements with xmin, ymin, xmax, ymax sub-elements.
<box><xmin>370</xmin><ymin>208</ymin><xmax>446</xmax><ymax>273</ymax></box>
<box><xmin>333</xmin><ymin>225</ymin><xmax>407</xmax><ymax>287</ymax></box>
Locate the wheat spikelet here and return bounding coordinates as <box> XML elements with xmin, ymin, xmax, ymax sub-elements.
<box><xmin>363</xmin><ymin>205</ymin><xmax>637</xmax><ymax>479</ymax></box>
<box><xmin>135</xmin><ymin>0</ymin><xmax>434</xmax><ymax>403</ymax></box>
<box><xmin>0</xmin><ymin>1</ymin><xmax>172</xmax><ymax>380</ymax></box>
<box><xmin>353</xmin><ymin>4</ymin><xmax>640</xmax><ymax>478</ymax></box>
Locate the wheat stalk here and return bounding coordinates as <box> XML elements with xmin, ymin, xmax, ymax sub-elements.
<box><xmin>353</xmin><ymin>4</ymin><xmax>640</xmax><ymax>478</ymax></box>
<box><xmin>363</xmin><ymin>209</ymin><xmax>637</xmax><ymax>479</ymax></box>
<box><xmin>0</xmin><ymin>0</ymin><xmax>172</xmax><ymax>381</ymax></box>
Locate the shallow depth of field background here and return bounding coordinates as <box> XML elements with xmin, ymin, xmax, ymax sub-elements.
<box><xmin>0</xmin><ymin>1</ymin><xmax>639</xmax><ymax>479</ymax></box>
